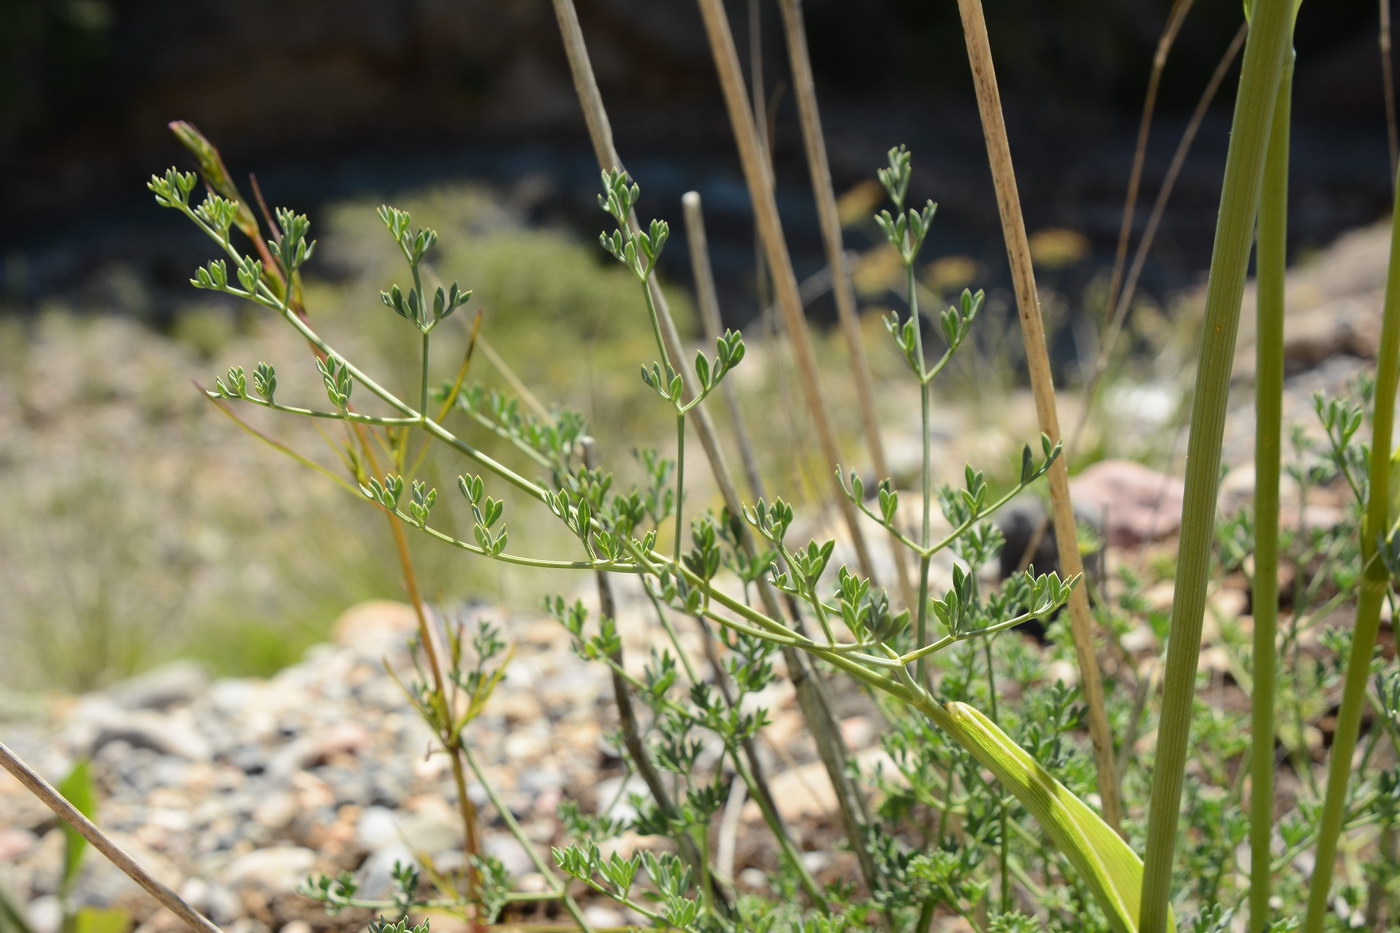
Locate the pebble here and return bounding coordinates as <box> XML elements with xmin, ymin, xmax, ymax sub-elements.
<box><xmin>107</xmin><ymin>661</ymin><xmax>210</xmax><ymax>711</ymax></box>
<box><xmin>224</xmin><ymin>847</ymin><xmax>318</xmax><ymax>894</ymax></box>
<box><xmin>0</xmin><ymin>598</ymin><xmax>628</xmax><ymax>931</ymax></box>
<box><xmin>0</xmin><ymin>828</ymin><xmax>37</xmax><ymax>861</ymax></box>
<box><xmin>1069</xmin><ymin>459</ymin><xmax>1185</xmax><ymax>548</ymax></box>
<box><xmin>24</xmin><ymin>896</ymin><xmax>61</xmax><ymax>933</ymax></box>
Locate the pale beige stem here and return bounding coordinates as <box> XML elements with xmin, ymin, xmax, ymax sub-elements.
<box><xmin>951</xmin><ymin>0</ymin><xmax>1122</xmax><ymax>830</ymax></box>
<box><xmin>693</xmin><ymin>0</ymin><xmax>879</xmax><ymax>586</ymax></box>
<box><xmin>683</xmin><ymin>191</ymin><xmax>765</xmax><ymax>500</ymax></box>
<box><xmin>0</xmin><ymin>740</ymin><xmax>224</xmax><ymax>933</ymax></box>
<box><xmin>550</xmin><ymin>0</ymin><xmax>746</xmax><ymax>526</ymax></box>
<box><xmin>550</xmin><ymin>0</ymin><xmax>876</xmax><ymax>897</ymax></box>
<box><xmin>775</xmin><ymin>0</ymin><xmax>917</xmax><ymax>614</ymax></box>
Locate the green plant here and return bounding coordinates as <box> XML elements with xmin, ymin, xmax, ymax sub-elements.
<box><xmin>20</xmin><ymin>0</ymin><xmax>1393</xmax><ymax>930</ymax></box>
<box><xmin>145</xmin><ymin>120</ymin><xmax>1177</xmax><ymax>928</ymax></box>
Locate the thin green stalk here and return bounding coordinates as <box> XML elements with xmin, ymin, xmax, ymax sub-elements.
<box><xmin>916</xmin><ymin>899</ymin><xmax>936</xmax><ymax>932</ymax></box>
<box><xmin>728</xmin><ymin>746</ymin><xmax>830</xmax><ymax>912</ymax></box>
<box><xmin>909</xmin><ymin>258</ymin><xmax>935</xmax><ymax>687</ymax></box>
<box><xmin>421</xmin><ymin>331</ymin><xmax>431</xmax><ymax>417</ymax></box>
<box><xmin>459</xmin><ymin>744</ymin><xmax>597</xmax><ymax>933</ymax></box>
<box><xmin>775</xmin><ymin>0</ymin><xmax>918</xmax><ymax>615</ymax></box>
<box><xmin>1249</xmin><ymin>47</ymin><xmax>1293</xmax><ymax>933</ymax></box>
<box><xmin>232</xmin><ymin>397</ymin><xmax>421</xmax><ymax>425</ymax></box>
<box><xmin>675</xmin><ymin>414</ymin><xmax>686</xmax><ymax>562</ymax></box>
<box><xmin>984</xmin><ymin>636</ymin><xmax>1011</xmax><ymax>914</ymax></box>
<box><xmin>1302</xmin><ymin>158</ymin><xmax>1400</xmax><ymax>932</ymax></box>
<box><xmin>1138</xmin><ymin>1</ymin><xmax>1295</xmax><ymax>928</ymax></box>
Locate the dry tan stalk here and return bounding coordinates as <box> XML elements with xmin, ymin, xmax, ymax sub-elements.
<box><xmin>0</xmin><ymin>740</ymin><xmax>224</xmax><ymax>933</ymax></box>
<box><xmin>775</xmin><ymin>0</ymin><xmax>918</xmax><ymax>614</ymax></box>
<box><xmin>683</xmin><ymin>191</ymin><xmax>766</xmax><ymax>500</ymax></box>
<box><xmin>549</xmin><ymin>0</ymin><xmax>878</xmax><ymax>897</ymax></box>
<box><xmin>951</xmin><ymin>0</ymin><xmax>1123</xmax><ymax>830</ymax></box>
<box><xmin>693</xmin><ymin>0</ymin><xmax>880</xmax><ymax>586</ymax></box>
<box><xmin>549</xmin><ymin>0</ymin><xmax>749</xmax><ymax>532</ymax></box>
<box><xmin>683</xmin><ymin>189</ymin><xmax>883</xmax><ymax>898</ymax></box>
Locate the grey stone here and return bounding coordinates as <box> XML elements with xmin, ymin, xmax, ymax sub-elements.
<box><xmin>224</xmin><ymin>846</ymin><xmax>318</xmax><ymax>894</ymax></box>
<box><xmin>354</xmin><ymin>806</ymin><xmax>401</xmax><ymax>852</ymax></box>
<box><xmin>179</xmin><ymin>878</ymin><xmax>243</xmax><ymax>925</ymax></box>
<box><xmin>106</xmin><ymin>660</ymin><xmax>209</xmax><ymax>711</ymax></box>
<box><xmin>356</xmin><ymin>844</ymin><xmax>415</xmax><ymax>899</ymax></box>
<box><xmin>87</xmin><ymin>711</ymin><xmax>213</xmax><ymax>761</ymax></box>
<box><xmin>24</xmin><ymin>896</ymin><xmax>61</xmax><ymax>933</ymax></box>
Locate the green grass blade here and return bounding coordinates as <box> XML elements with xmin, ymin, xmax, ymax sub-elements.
<box><xmin>70</xmin><ymin>909</ymin><xmax>128</xmax><ymax>933</ymax></box>
<box><xmin>56</xmin><ymin>759</ymin><xmax>96</xmax><ymax>898</ymax></box>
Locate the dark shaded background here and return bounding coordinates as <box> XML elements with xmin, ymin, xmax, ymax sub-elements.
<box><xmin>1</xmin><ymin>0</ymin><xmax>1394</xmax><ymax>330</ymax></box>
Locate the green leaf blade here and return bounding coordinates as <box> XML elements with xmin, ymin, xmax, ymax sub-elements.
<box><xmin>939</xmin><ymin>702</ymin><xmax>1172</xmax><ymax>933</ymax></box>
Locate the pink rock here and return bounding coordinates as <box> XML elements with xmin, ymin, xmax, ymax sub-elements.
<box><xmin>1070</xmin><ymin>459</ymin><xmax>1185</xmax><ymax>547</ymax></box>
<box><xmin>0</xmin><ymin>828</ymin><xmax>35</xmax><ymax>861</ymax></box>
<box><xmin>331</xmin><ymin>600</ymin><xmax>420</xmax><ymax>649</ymax></box>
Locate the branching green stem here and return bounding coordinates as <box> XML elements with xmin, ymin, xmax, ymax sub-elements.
<box><xmin>458</xmin><ymin>744</ymin><xmax>597</xmax><ymax>933</ymax></box>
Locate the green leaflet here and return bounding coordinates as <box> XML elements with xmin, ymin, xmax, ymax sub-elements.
<box><xmin>934</xmin><ymin>701</ymin><xmax>1172</xmax><ymax>933</ymax></box>
<box><xmin>56</xmin><ymin>759</ymin><xmax>95</xmax><ymax>900</ymax></box>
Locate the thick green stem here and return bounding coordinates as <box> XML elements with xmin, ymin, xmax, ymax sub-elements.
<box><xmin>1302</xmin><ymin>159</ymin><xmax>1400</xmax><ymax>932</ymax></box>
<box><xmin>1138</xmin><ymin>2</ymin><xmax>1294</xmax><ymax>929</ymax></box>
<box><xmin>1249</xmin><ymin>47</ymin><xmax>1294</xmax><ymax>933</ymax></box>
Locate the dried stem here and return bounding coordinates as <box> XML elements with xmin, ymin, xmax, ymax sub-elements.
<box><xmin>951</xmin><ymin>0</ymin><xmax>1122</xmax><ymax>831</ymax></box>
<box><xmin>0</xmin><ymin>741</ymin><xmax>224</xmax><ymax>933</ymax></box>
<box><xmin>693</xmin><ymin>0</ymin><xmax>880</xmax><ymax>586</ymax></box>
<box><xmin>1070</xmin><ymin>22</ymin><xmax>1247</xmax><ymax>457</ymax></box>
<box><xmin>551</xmin><ymin>0</ymin><xmax>877</xmax><ymax>903</ymax></box>
<box><xmin>683</xmin><ymin>191</ymin><xmax>764</xmax><ymax>500</ymax></box>
<box><xmin>775</xmin><ymin>0</ymin><xmax>917</xmax><ymax>614</ymax></box>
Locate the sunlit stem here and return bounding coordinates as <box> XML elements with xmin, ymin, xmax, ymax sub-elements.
<box><xmin>1302</xmin><ymin>149</ymin><xmax>1400</xmax><ymax>933</ymax></box>
<box><xmin>1138</xmin><ymin>0</ymin><xmax>1295</xmax><ymax>927</ymax></box>
<box><xmin>1249</xmin><ymin>46</ymin><xmax>1294</xmax><ymax>932</ymax></box>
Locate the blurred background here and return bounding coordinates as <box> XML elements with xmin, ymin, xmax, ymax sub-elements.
<box><xmin>1</xmin><ymin>0</ymin><xmax>1393</xmax><ymax>692</ymax></box>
